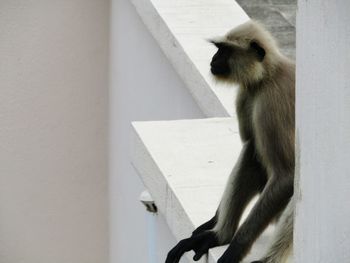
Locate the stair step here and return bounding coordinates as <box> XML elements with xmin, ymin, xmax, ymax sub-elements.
<box><xmin>130</xmin><ymin>0</ymin><xmax>249</xmax><ymax>117</ymax></box>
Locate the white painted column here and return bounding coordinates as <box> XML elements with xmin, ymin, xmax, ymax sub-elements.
<box><xmin>295</xmin><ymin>1</ymin><xmax>350</xmax><ymax>262</ymax></box>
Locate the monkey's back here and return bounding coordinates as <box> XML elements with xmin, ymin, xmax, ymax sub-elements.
<box><xmin>237</xmin><ymin>57</ymin><xmax>295</xmax><ymax>175</ymax></box>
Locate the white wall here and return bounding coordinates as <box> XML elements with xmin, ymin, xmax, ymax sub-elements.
<box><xmin>0</xmin><ymin>1</ymin><xmax>109</xmax><ymax>262</ymax></box>
<box><xmin>295</xmin><ymin>1</ymin><xmax>350</xmax><ymax>262</ymax></box>
<box><xmin>109</xmin><ymin>0</ymin><xmax>204</xmax><ymax>262</ymax></box>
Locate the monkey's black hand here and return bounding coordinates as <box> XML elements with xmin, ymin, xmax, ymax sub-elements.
<box><xmin>191</xmin><ymin>215</ymin><xmax>217</xmax><ymax>236</ymax></box>
<box><xmin>165</xmin><ymin>231</ymin><xmax>218</xmax><ymax>263</ymax></box>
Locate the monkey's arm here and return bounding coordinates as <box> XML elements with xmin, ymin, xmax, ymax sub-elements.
<box><xmin>191</xmin><ymin>213</ymin><xmax>217</xmax><ymax>236</ymax></box>
<box><xmin>217</xmin><ymin>175</ymin><xmax>293</xmax><ymax>263</ymax></box>
<box><xmin>165</xmin><ymin>141</ymin><xmax>266</xmax><ymax>263</ymax></box>
<box><xmin>213</xmin><ymin>141</ymin><xmax>267</xmax><ymax>244</ymax></box>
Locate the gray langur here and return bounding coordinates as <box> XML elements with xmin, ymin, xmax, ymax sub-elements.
<box><xmin>165</xmin><ymin>20</ymin><xmax>295</xmax><ymax>263</ymax></box>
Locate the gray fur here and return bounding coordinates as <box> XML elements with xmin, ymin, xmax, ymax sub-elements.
<box><xmin>263</xmin><ymin>198</ymin><xmax>294</xmax><ymax>263</ymax></box>
<box><xmin>214</xmin><ymin>141</ymin><xmax>267</xmax><ymax>243</ymax></box>
<box><xmin>212</xmin><ymin>20</ymin><xmax>295</xmax><ymax>262</ymax></box>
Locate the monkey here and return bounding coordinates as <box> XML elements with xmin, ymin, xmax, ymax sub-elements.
<box><xmin>165</xmin><ymin>20</ymin><xmax>295</xmax><ymax>263</ymax></box>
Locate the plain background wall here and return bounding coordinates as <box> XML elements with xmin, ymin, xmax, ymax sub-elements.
<box><xmin>295</xmin><ymin>0</ymin><xmax>350</xmax><ymax>262</ymax></box>
<box><xmin>109</xmin><ymin>0</ymin><xmax>204</xmax><ymax>262</ymax></box>
<box><xmin>0</xmin><ymin>1</ymin><xmax>109</xmax><ymax>262</ymax></box>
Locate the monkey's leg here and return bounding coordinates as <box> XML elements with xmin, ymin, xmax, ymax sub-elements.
<box><xmin>165</xmin><ymin>141</ymin><xmax>267</xmax><ymax>263</ymax></box>
<box><xmin>217</xmin><ymin>175</ymin><xmax>293</xmax><ymax>263</ymax></box>
<box><xmin>193</xmin><ymin>141</ymin><xmax>265</xmax><ymax>238</ymax></box>
<box><xmin>213</xmin><ymin>141</ymin><xmax>267</xmax><ymax>244</ymax></box>
<box><xmin>251</xmin><ymin>198</ymin><xmax>294</xmax><ymax>263</ymax></box>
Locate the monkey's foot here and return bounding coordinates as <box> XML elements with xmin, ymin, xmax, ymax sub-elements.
<box><xmin>217</xmin><ymin>250</ymin><xmax>239</xmax><ymax>263</ymax></box>
<box><xmin>217</xmin><ymin>240</ymin><xmax>247</xmax><ymax>263</ymax></box>
<box><xmin>165</xmin><ymin>231</ymin><xmax>218</xmax><ymax>263</ymax></box>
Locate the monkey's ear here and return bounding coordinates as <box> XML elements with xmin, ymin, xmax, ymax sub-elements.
<box><xmin>207</xmin><ymin>37</ymin><xmax>231</xmax><ymax>49</ymax></box>
<box><xmin>208</xmin><ymin>39</ymin><xmax>225</xmax><ymax>49</ymax></box>
<box><xmin>250</xmin><ymin>41</ymin><xmax>266</xmax><ymax>62</ymax></box>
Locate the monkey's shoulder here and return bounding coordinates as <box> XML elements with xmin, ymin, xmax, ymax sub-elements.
<box><xmin>235</xmin><ymin>88</ymin><xmax>256</xmax><ymax>141</ymax></box>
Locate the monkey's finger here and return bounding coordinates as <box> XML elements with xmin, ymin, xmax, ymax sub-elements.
<box><xmin>165</xmin><ymin>248</ymin><xmax>184</xmax><ymax>263</ymax></box>
<box><xmin>165</xmin><ymin>248</ymin><xmax>183</xmax><ymax>263</ymax></box>
<box><xmin>193</xmin><ymin>233</ymin><xmax>218</xmax><ymax>261</ymax></box>
<box><xmin>165</xmin><ymin>251</ymin><xmax>182</xmax><ymax>263</ymax></box>
<box><xmin>193</xmin><ymin>246</ymin><xmax>209</xmax><ymax>261</ymax></box>
<box><xmin>165</xmin><ymin>239</ymin><xmax>193</xmax><ymax>263</ymax></box>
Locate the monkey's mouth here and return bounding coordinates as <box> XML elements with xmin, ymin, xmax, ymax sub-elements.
<box><xmin>210</xmin><ymin>66</ymin><xmax>230</xmax><ymax>76</ymax></box>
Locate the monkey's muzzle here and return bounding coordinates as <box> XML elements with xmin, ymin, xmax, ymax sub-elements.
<box><xmin>210</xmin><ymin>64</ymin><xmax>230</xmax><ymax>76</ymax></box>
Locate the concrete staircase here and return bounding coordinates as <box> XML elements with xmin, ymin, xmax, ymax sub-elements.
<box><xmin>128</xmin><ymin>0</ymin><xmax>295</xmax><ymax>262</ymax></box>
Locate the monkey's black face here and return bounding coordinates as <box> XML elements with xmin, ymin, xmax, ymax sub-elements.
<box><xmin>210</xmin><ymin>44</ymin><xmax>232</xmax><ymax>76</ymax></box>
<box><xmin>210</xmin><ymin>40</ymin><xmax>267</xmax><ymax>84</ymax></box>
